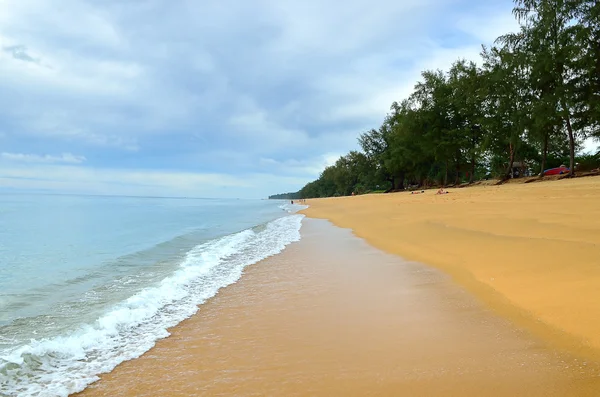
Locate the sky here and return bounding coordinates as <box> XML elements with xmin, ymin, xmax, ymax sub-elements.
<box><xmin>1</xmin><ymin>0</ymin><xmax>598</xmax><ymax>198</ymax></box>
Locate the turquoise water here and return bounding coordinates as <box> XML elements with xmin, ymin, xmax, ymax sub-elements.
<box><xmin>0</xmin><ymin>194</ymin><xmax>304</xmax><ymax>397</ymax></box>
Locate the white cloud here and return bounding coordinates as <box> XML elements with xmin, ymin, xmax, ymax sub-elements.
<box><xmin>258</xmin><ymin>152</ymin><xmax>342</xmax><ymax>177</ymax></box>
<box><xmin>0</xmin><ymin>0</ymin><xmax>471</xmax><ymax>146</ymax></box>
<box><xmin>313</xmin><ymin>42</ymin><xmax>487</xmax><ymax>127</ymax></box>
<box><xmin>0</xmin><ymin>0</ymin><xmax>124</xmax><ymax>50</ymax></box>
<box><xmin>456</xmin><ymin>8</ymin><xmax>521</xmax><ymax>44</ymax></box>
<box><xmin>0</xmin><ymin>0</ymin><xmax>524</xmax><ymax>196</ymax></box>
<box><xmin>263</xmin><ymin>0</ymin><xmax>435</xmax><ymax>57</ymax></box>
<box><xmin>0</xmin><ymin>162</ymin><xmax>308</xmax><ymax>198</ymax></box>
<box><xmin>1</xmin><ymin>152</ymin><xmax>86</xmax><ymax>164</ymax></box>
<box><xmin>228</xmin><ymin>96</ymin><xmax>311</xmax><ymax>151</ymax></box>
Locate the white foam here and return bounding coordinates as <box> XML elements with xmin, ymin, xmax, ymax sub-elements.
<box><xmin>278</xmin><ymin>203</ymin><xmax>308</xmax><ymax>214</ymax></box>
<box><xmin>0</xmin><ymin>214</ymin><xmax>303</xmax><ymax>397</ymax></box>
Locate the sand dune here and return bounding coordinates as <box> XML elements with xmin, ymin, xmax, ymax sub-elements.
<box><xmin>303</xmin><ymin>177</ymin><xmax>600</xmax><ymax>357</ymax></box>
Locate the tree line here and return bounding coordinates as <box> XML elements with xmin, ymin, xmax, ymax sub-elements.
<box><xmin>286</xmin><ymin>0</ymin><xmax>600</xmax><ymax>199</ymax></box>
<box><xmin>268</xmin><ymin>192</ymin><xmax>302</xmax><ymax>200</ymax></box>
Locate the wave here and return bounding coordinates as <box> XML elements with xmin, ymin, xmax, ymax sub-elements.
<box><xmin>278</xmin><ymin>202</ymin><xmax>308</xmax><ymax>214</ymax></box>
<box><xmin>0</xmin><ymin>214</ymin><xmax>303</xmax><ymax>397</ymax></box>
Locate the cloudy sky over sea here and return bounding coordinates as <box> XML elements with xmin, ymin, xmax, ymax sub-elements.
<box><xmin>1</xmin><ymin>0</ymin><xmax>596</xmax><ymax>197</ymax></box>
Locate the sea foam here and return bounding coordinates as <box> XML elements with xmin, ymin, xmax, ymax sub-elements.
<box><xmin>278</xmin><ymin>203</ymin><xmax>309</xmax><ymax>213</ymax></box>
<box><xmin>0</xmin><ymin>214</ymin><xmax>303</xmax><ymax>397</ymax></box>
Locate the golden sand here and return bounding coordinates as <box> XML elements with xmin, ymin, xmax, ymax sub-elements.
<box><xmin>78</xmin><ymin>218</ymin><xmax>600</xmax><ymax>396</ymax></box>
<box><xmin>303</xmin><ymin>177</ymin><xmax>600</xmax><ymax>358</ymax></box>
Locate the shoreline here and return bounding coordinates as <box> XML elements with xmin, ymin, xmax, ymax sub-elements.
<box><xmin>77</xmin><ymin>218</ymin><xmax>600</xmax><ymax>396</ymax></box>
<box><xmin>301</xmin><ymin>177</ymin><xmax>600</xmax><ymax>359</ymax></box>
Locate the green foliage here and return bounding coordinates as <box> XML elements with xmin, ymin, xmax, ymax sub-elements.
<box><xmin>268</xmin><ymin>192</ymin><xmax>302</xmax><ymax>200</ymax></box>
<box><xmin>575</xmin><ymin>151</ymin><xmax>600</xmax><ymax>171</ymax></box>
<box><xmin>284</xmin><ymin>1</ymin><xmax>599</xmax><ymax>199</ymax></box>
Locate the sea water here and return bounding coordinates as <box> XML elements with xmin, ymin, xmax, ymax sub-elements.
<box><xmin>0</xmin><ymin>194</ymin><xmax>304</xmax><ymax>397</ymax></box>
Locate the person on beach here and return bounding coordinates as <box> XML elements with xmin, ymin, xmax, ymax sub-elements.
<box><xmin>436</xmin><ymin>188</ymin><xmax>449</xmax><ymax>195</ymax></box>
<box><xmin>411</xmin><ymin>190</ymin><xmax>425</xmax><ymax>195</ymax></box>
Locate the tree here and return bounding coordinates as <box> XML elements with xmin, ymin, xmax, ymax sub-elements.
<box><xmin>481</xmin><ymin>45</ymin><xmax>531</xmax><ymax>180</ymax></box>
<box><xmin>571</xmin><ymin>0</ymin><xmax>600</xmax><ymax>139</ymax></box>
<box><xmin>447</xmin><ymin>60</ymin><xmax>487</xmax><ymax>183</ymax></box>
<box><xmin>291</xmin><ymin>1</ymin><xmax>598</xmax><ymax>198</ymax></box>
<box><xmin>358</xmin><ymin>126</ymin><xmax>393</xmax><ymax>191</ymax></box>
<box><xmin>410</xmin><ymin>70</ymin><xmax>460</xmax><ymax>186</ymax></box>
<box><xmin>509</xmin><ymin>0</ymin><xmax>586</xmax><ymax>176</ymax></box>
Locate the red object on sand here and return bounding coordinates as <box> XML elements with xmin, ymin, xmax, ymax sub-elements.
<box><xmin>543</xmin><ymin>166</ymin><xmax>570</xmax><ymax>176</ymax></box>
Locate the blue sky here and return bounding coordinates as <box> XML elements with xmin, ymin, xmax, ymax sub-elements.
<box><xmin>1</xmin><ymin>0</ymin><xmax>597</xmax><ymax>198</ymax></box>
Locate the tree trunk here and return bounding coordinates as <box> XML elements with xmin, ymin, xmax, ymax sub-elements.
<box><xmin>565</xmin><ymin>112</ymin><xmax>576</xmax><ymax>177</ymax></box>
<box><xmin>388</xmin><ymin>177</ymin><xmax>396</xmax><ymax>191</ymax></box>
<box><xmin>540</xmin><ymin>132</ymin><xmax>548</xmax><ymax>177</ymax></box>
<box><xmin>444</xmin><ymin>160</ymin><xmax>448</xmax><ymax>187</ymax></box>
<box><xmin>470</xmin><ymin>126</ymin><xmax>477</xmax><ymax>184</ymax></box>
<box><xmin>396</xmin><ymin>172</ymin><xmax>405</xmax><ymax>191</ymax></box>
<box><xmin>455</xmin><ymin>161</ymin><xmax>461</xmax><ymax>186</ymax></box>
<box><xmin>504</xmin><ymin>143</ymin><xmax>515</xmax><ymax>181</ymax></box>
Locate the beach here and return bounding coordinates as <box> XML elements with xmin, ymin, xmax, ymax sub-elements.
<box><xmin>0</xmin><ymin>197</ymin><xmax>303</xmax><ymax>397</ymax></box>
<box><xmin>77</xmin><ymin>213</ymin><xmax>600</xmax><ymax>396</ymax></box>
<box><xmin>303</xmin><ymin>177</ymin><xmax>600</xmax><ymax>358</ymax></box>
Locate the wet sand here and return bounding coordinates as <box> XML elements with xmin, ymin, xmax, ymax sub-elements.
<box><xmin>78</xmin><ymin>218</ymin><xmax>600</xmax><ymax>396</ymax></box>
<box><xmin>303</xmin><ymin>178</ymin><xmax>600</xmax><ymax>358</ymax></box>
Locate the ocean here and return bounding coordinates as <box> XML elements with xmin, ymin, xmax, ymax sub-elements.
<box><xmin>0</xmin><ymin>194</ymin><xmax>304</xmax><ymax>397</ymax></box>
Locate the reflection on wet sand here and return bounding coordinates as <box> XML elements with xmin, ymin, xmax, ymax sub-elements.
<box><xmin>78</xmin><ymin>219</ymin><xmax>600</xmax><ymax>397</ymax></box>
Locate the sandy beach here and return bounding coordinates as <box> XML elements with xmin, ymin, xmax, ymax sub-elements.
<box><xmin>303</xmin><ymin>177</ymin><xmax>600</xmax><ymax>359</ymax></box>
<box><xmin>77</xmin><ymin>216</ymin><xmax>600</xmax><ymax>396</ymax></box>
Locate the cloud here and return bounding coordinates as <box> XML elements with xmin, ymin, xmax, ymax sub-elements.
<box><xmin>258</xmin><ymin>152</ymin><xmax>342</xmax><ymax>177</ymax></box>
<box><xmin>456</xmin><ymin>6</ymin><xmax>521</xmax><ymax>44</ymax></box>
<box><xmin>227</xmin><ymin>96</ymin><xmax>311</xmax><ymax>152</ymax></box>
<box><xmin>0</xmin><ymin>0</ymin><xmax>520</xmax><ymax>196</ymax></box>
<box><xmin>2</xmin><ymin>45</ymin><xmax>40</xmax><ymax>63</ymax></box>
<box><xmin>0</xmin><ymin>162</ymin><xmax>307</xmax><ymax>198</ymax></box>
<box><xmin>1</xmin><ymin>152</ymin><xmax>86</xmax><ymax>164</ymax></box>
